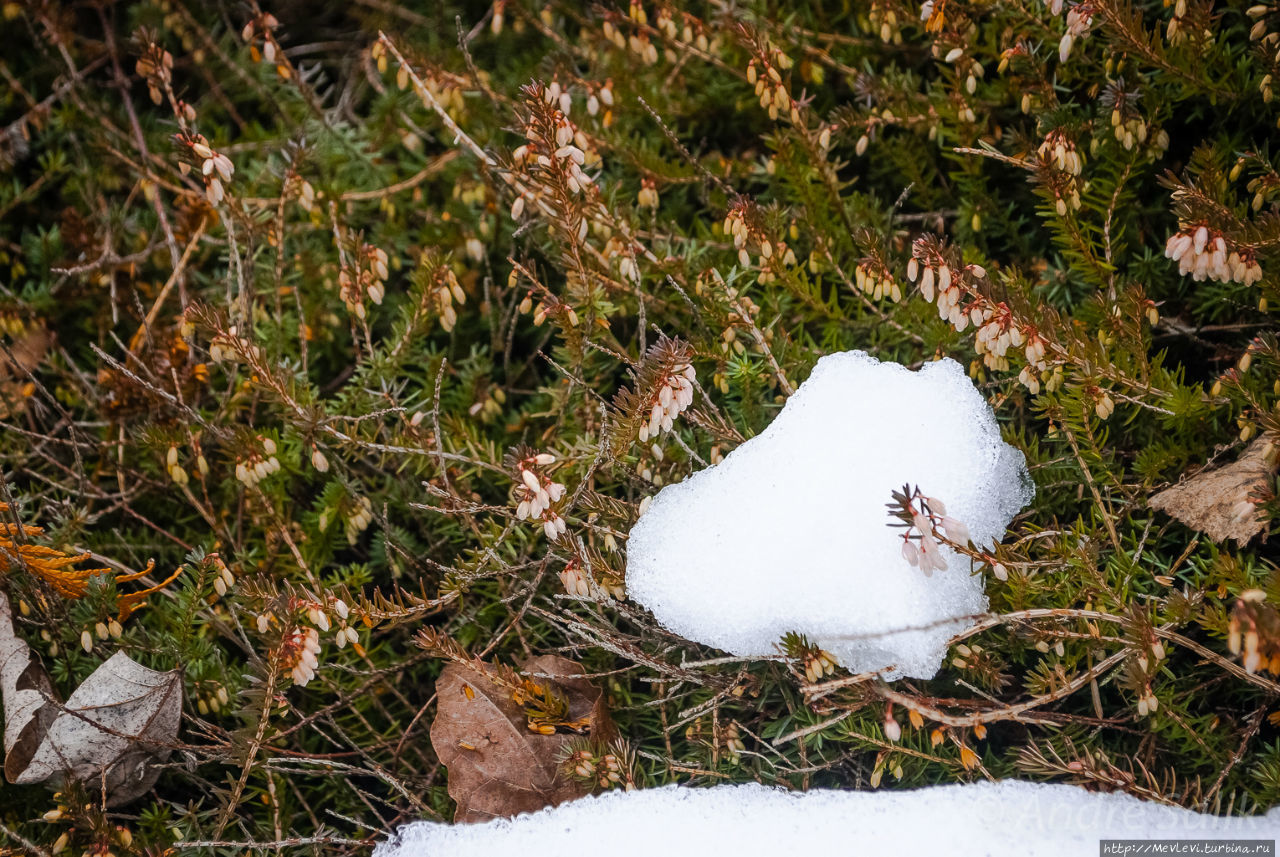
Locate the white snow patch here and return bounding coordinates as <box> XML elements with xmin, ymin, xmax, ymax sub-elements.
<box><xmin>375</xmin><ymin>781</ymin><xmax>1280</xmax><ymax>857</ymax></box>
<box><xmin>625</xmin><ymin>351</ymin><xmax>1032</xmax><ymax>679</ymax></box>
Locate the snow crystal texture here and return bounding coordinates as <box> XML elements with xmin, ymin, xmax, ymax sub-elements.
<box><xmin>626</xmin><ymin>351</ymin><xmax>1033</xmax><ymax>679</ymax></box>
<box><xmin>376</xmin><ymin>781</ymin><xmax>1280</xmax><ymax>857</ymax></box>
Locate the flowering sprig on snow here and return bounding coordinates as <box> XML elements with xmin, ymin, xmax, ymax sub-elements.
<box><xmin>887</xmin><ymin>485</ymin><xmax>970</xmax><ymax>576</ymax></box>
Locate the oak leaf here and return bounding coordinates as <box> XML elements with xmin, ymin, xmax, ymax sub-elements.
<box><xmin>0</xmin><ymin>590</ymin><xmax>182</xmax><ymax>805</ymax></box>
<box><xmin>429</xmin><ymin>654</ymin><xmax>611</xmax><ymax>823</ymax></box>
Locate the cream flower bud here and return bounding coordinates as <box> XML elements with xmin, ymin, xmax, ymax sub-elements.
<box><xmin>884</xmin><ymin>717</ymin><xmax>902</xmax><ymax>742</ymax></box>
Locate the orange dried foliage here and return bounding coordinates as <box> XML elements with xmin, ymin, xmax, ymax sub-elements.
<box><xmin>0</xmin><ymin>504</ymin><xmax>108</xmax><ymax>598</ymax></box>
<box><xmin>0</xmin><ymin>503</ymin><xmax>181</xmax><ymax>620</ymax></box>
<box><xmin>114</xmin><ymin>560</ymin><xmax>184</xmax><ymax>622</ymax></box>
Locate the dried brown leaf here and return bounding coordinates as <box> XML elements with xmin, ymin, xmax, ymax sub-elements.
<box><xmin>429</xmin><ymin>654</ymin><xmax>611</xmax><ymax>823</ymax></box>
<box><xmin>1149</xmin><ymin>440</ymin><xmax>1275</xmax><ymax>543</ymax></box>
<box><xmin>1</xmin><ymin>590</ymin><xmax>56</xmax><ymax>786</ymax></box>
<box><xmin>0</xmin><ymin>590</ymin><xmax>182</xmax><ymax>805</ymax></box>
<box><xmin>0</xmin><ymin>326</ymin><xmax>50</xmax><ymax>419</ymax></box>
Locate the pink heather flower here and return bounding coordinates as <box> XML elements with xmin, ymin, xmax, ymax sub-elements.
<box><xmin>283</xmin><ymin>627</ymin><xmax>322</xmax><ymax>686</ymax></box>
<box><xmin>917</xmin><ymin>534</ymin><xmax>948</xmax><ymax>575</ymax></box>
<box><xmin>901</xmin><ymin>539</ymin><xmax>920</xmax><ymax>567</ymax></box>
<box><xmin>941</xmin><ymin>516</ymin><xmax>970</xmax><ymax>544</ymax></box>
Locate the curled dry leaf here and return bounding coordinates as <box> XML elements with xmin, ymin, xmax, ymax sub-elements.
<box><xmin>1149</xmin><ymin>439</ymin><xmax>1276</xmax><ymax>544</ymax></box>
<box><xmin>430</xmin><ymin>654</ymin><xmax>612</xmax><ymax>823</ymax></box>
<box><xmin>0</xmin><ymin>590</ymin><xmax>183</xmax><ymax>805</ymax></box>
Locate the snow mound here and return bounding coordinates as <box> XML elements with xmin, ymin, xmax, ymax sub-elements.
<box><xmin>626</xmin><ymin>351</ymin><xmax>1032</xmax><ymax>679</ymax></box>
<box><xmin>375</xmin><ymin>781</ymin><xmax>1279</xmax><ymax>857</ymax></box>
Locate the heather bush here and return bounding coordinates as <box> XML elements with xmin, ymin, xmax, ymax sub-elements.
<box><xmin>3</xmin><ymin>0</ymin><xmax>1280</xmax><ymax>852</ymax></box>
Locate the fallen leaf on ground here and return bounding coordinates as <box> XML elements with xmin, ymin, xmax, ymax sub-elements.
<box><xmin>429</xmin><ymin>654</ymin><xmax>611</xmax><ymax>823</ymax></box>
<box><xmin>0</xmin><ymin>326</ymin><xmax>50</xmax><ymax>419</ymax></box>
<box><xmin>0</xmin><ymin>590</ymin><xmax>182</xmax><ymax>804</ymax></box>
<box><xmin>1149</xmin><ymin>440</ymin><xmax>1275</xmax><ymax>543</ymax></box>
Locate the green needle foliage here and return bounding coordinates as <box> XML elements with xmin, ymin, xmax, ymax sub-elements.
<box><xmin>2</xmin><ymin>0</ymin><xmax>1280</xmax><ymax>852</ymax></box>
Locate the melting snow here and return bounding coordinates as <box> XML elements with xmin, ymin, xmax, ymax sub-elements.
<box><xmin>376</xmin><ymin>781</ymin><xmax>1279</xmax><ymax>857</ymax></box>
<box><xmin>625</xmin><ymin>351</ymin><xmax>1032</xmax><ymax>679</ymax></box>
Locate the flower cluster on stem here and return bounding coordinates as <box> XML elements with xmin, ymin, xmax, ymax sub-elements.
<box><xmin>208</xmin><ymin>325</ymin><xmax>261</xmax><ymax>364</ymax></box>
<box><xmin>420</xmin><ymin>255</ymin><xmax>467</xmax><ymax>331</ymax></box>
<box><xmin>280</xmin><ymin>626</ymin><xmax>321</xmax><ymax>686</ymax></box>
<box><xmin>178</xmin><ymin>133</ymin><xmax>234</xmax><ymax>205</ymax></box>
<box><xmin>746</xmin><ymin>43</ymin><xmax>796</xmax><ymax>122</ymax></box>
<box><xmin>1038</xmin><ymin>129</ymin><xmax>1083</xmax><ymax>176</ymax></box>
<box><xmin>855</xmin><ymin>260</ymin><xmax>903</xmax><ymax>303</ymax></box>
<box><xmin>723</xmin><ymin>204</ymin><xmax>794</xmax><ymax>278</ymax></box>
<box><xmin>638</xmin><ymin>363</ymin><xmax>695</xmax><ymax>442</ymax></box>
<box><xmin>303</xmin><ymin>596</ymin><xmax>362</xmax><ymax>650</ymax></box>
<box><xmin>908</xmin><ymin>239</ymin><xmax>1062</xmax><ymax>395</ymax></box>
<box><xmin>339</xmin><ymin>244</ymin><xmax>390</xmax><ymax>319</ymax></box>
<box><xmin>344</xmin><ymin>496</ymin><xmax>373</xmax><ymax>545</ymax></box>
<box><xmin>906</xmin><ymin>243</ymin><xmax>988</xmax><ymax>331</ymax></box>
<box><xmin>1058</xmin><ymin>3</ymin><xmax>1095</xmax><ymax>63</ymax></box>
<box><xmin>235</xmin><ymin>436</ymin><xmax>281</xmax><ymax>488</ymax></box>
<box><xmin>1164</xmin><ymin>224</ymin><xmax>1263</xmax><ymax>285</ymax></box>
<box><xmin>514</xmin><ymin>452</ymin><xmax>568</xmax><ymax>540</ymax></box>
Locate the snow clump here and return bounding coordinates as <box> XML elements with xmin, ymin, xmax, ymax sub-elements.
<box><xmin>625</xmin><ymin>351</ymin><xmax>1033</xmax><ymax>679</ymax></box>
